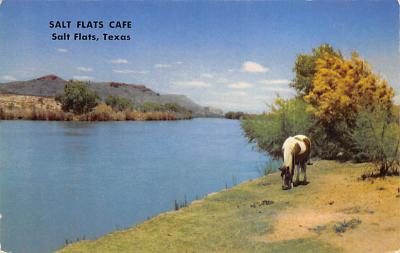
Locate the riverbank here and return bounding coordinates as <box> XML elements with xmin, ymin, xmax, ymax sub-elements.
<box><xmin>0</xmin><ymin>94</ymin><xmax>192</xmax><ymax>121</ymax></box>
<box><xmin>57</xmin><ymin>160</ymin><xmax>400</xmax><ymax>253</ymax></box>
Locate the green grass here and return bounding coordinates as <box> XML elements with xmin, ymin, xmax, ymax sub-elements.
<box><xmin>57</xmin><ymin>161</ymin><xmax>352</xmax><ymax>253</ymax></box>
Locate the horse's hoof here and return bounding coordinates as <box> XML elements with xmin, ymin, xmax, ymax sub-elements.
<box><xmin>282</xmin><ymin>186</ymin><xmax>291</xmax><ymax>190</ymax></box>
<box><xmin>301</xmin><ymin>181</ymin><xmax>310</xmax><ymax>185</ymax></box>
<box><xmin>293</xmin><ymin>181</ymin><xmax>301</xmax><ymax>187</ymax></box>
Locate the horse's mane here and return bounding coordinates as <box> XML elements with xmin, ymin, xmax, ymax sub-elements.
<box><xmin>282</xmin><ymin>137</ymin><xmax>296</xmax><ymax>168</ymax></box>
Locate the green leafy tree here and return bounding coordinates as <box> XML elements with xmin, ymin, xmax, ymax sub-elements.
<box><xmin>105</xmin><ymin>95</ymin><xmax>133</xmax><ymax>111</ymax></box>
<box><xmin>291</xmin><ymin>44</ymin><xmax>342</xmax><ymax>96</ymax></box>
<box><xmin>56</xmin><ymin>80</ymin><xmax>99</xmax><ymax>114</ymax></box>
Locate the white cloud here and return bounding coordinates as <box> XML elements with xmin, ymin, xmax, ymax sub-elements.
<box><xmin>57</xmin><ymin>48</ymin><xmax>68</xmax><ymax>53</ymax></box>
<box><xmin>1</xmin><ymin>75</ymin><xmax>17</xmax><ymax>81</ymax></box>
<box><xmin>175</xmin><ymin>61</ymin><xmax>184</xmax><ymax>65</ymax></box>
<box><xmin>259</xmin><ymin>79</ymin><xmax>290</xmax><ymax>85</ymax></box>
<box><xmin>217</xmin><ymin>77</ymin><xmax>229</xmax><ymax>83</ymax></box>
<box><xmin>77</xmin><ymin>67</ymin><xmax>93</xmax><ymax>72</ymax></box>
<box><xmin>174</xmin><ymin>80</ymin><xmax>211</xmax><ymax>88</ymax></box>
<box><xmin>155</xmin><ymin>64</ymin><xmax>171</xmax><ymax>68</ymax></box>
<box><xmin>228</xmin><ymin>82</ymin><xmax>253</xmax><ymax>89</ymax></box>
<box><xmin>112</xmin><ymin>69</ymin><xmax>135</xmax><ymax>74</ymax></box>
<box><xmin>226</xmin><ymin>91</ymin><xmax>248</xmax><ymax>96</ymax></box>
<box><xmin>111</xmin><ymin>58</ymin><xmax>129</xmax><ymax>64</ymax></box>
<box><xmin>72</xmin><ymin>75</ymin><xmax>93</xmax><ymax>81</ymax></box>
<box><xmin>241</xmin><ymin>61</ymin><xmax>269</xmax><ymax>73</ymax></box>
<box><xmin>112</xmin><ymin>69</ymin><xmax>148</xmax><ymax>74</ymax></box>
<box><xmin>202</xmin><ymin>73</ymin><xmax>213</xmax><ymax>78</ymax></box>
<box><xmin>261</xmin><ymin>87</ymin><xmax>294</xmax><ymax>93</ymax></box>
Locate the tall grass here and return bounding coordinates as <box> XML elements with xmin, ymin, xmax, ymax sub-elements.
<box><xmin>0</xmin><ymin>107</ymin><xmax>74</xmax><ymax>121</ymax></box>
<box><xmin>0</xmin><ymin>104</ymin><xmax>193</xmax><ymax>121</ymax></box>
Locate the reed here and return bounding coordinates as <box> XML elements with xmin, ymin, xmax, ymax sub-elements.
<box><xmin>0</xmin><ymin>104</ymin><xmax>192</xmax><ymax>121</ymax></box>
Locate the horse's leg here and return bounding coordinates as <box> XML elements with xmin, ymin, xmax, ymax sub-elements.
<box><xmin>296</xmin><ymin>163</ymin><xmax>300</xmax><ymax>183</ymax></box>
<box><xmin>290</xmin><ymin>165</ymin><xmax>295</xmax><ymax>189</ymax></box>
<box><xmin>303</xmin><ymin>162</ymin><xmax>308</xmax><ymax>183</ymax></box>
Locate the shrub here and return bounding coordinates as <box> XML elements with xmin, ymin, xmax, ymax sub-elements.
<box><xmin>139</xmin><ymin>102</ymin><xmax>163</xmax><ymax>112</ymax></box>
<box><xmin>56</xmin><ymin>80</ymin><xmax>99</xmax><ymax>114</ymax></box>
<box><xmin>352</xmin><ymin>105</ymin><xmax>400</xmax><ymax>177</ymax></box>
<box><xmin>163</xmin><ymin>103</ymin><xmax>188</xmax><ymax>114</ymax></box>
<box><xmin>105</xmin><ymin>95</ymin><xmax>133</xmax><ymax>111</ymax></box>
<box><xmin>136</xmin><ymin>102</ymin><xmax>191</xmax><ymax>120</ymax></box>
<box><xmin>89</xmin><ymin>103</ymin><xmax>116</xmax><ymax>121</ymax></box>
<box><xmin>242</xmin><ymin>97</ymin><xmax>312</xmax><ymax>158</ymax></box>
<box><xmin>225</xmin><ymin>111</ymin><xmax>247</xmax><ymax>120</ymax></box>
<box><xmin>125</xmin><ymin>109</ymin><xmax>141</xmax><ymax>120</ymax></box>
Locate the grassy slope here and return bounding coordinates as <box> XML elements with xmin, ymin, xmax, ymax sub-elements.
<box><xmin>57</xmin><ymin>161</ymin><xmax>400</xmax><ymax>253</ymax></box>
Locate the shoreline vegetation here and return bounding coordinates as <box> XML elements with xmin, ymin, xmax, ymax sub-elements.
<box><xmin>57</xmin><ymin>160</ymin><xmax>400</xmax><ymax>253</ymax></box>
<box><xmin>224</xmin><ymin>111</ymin><xmax>253</xmax><ymax>120</ymax></box>
<box><xmin>0</xmin><ymin>93</ymin><xmax>192</xmax><ymax>121</ymax></box>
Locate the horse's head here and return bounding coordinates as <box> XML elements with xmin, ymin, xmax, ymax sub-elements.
<box><xmin>279</xmin><ymin>166</ymin><xmax>292</xmax><ymax>190</ymax></box>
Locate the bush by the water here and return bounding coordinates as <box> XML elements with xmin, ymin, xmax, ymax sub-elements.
<box><xmin>84</xmin><ymin>103</ymin><xmax>190</xmax><ymax>121</ymax></box>
<box><xmin>224</xmin><ymin>111</ymin><xmax>251</xmax><ymax>120</ymax></box>
<box><xmin>56</xmin><ymin>80</ymin><xmax>99</xmax><ymax>114</ymax></box>
<box><xmin>242</xmin><ymin>97</ymin><xmax>312</xmax><ymax>158</ymax></box>
<box><xmin>139</xmin><ymin>102</ymin><xmax>190</xmax><ymax>114</ymax></box>
<box><xmin>105</xmin><ymin>95</ymin><xmax>133</xmax><ymax>112</ymax></box>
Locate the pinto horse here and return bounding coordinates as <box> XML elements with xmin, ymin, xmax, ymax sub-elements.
<box><xmin>279</xmin><ymin>135</ymin><xmax>311</xmax><ymax>190</ymax></box>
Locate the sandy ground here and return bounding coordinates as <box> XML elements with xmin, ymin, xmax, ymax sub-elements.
<box><xmin>262</xmin><ymin>163</ymin><xmax>400</xmax><ymax>253</ymax></box>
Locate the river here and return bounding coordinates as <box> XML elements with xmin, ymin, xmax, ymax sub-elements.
<box><xmin>0</xmin><ymin>118</ymin><xmax>268</xmax><ymax>253</ymax></box>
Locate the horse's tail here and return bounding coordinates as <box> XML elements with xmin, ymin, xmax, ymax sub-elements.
<box><xmin>303</xmin><ymin>137</ymin><xmax>311</xmax><ymax>163</ymax></box>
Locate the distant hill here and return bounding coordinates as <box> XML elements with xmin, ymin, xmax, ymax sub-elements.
<box><xmin>0</xmin><ymin>75</ymin><xmax>223</xmax><ymax>117</ymax></box>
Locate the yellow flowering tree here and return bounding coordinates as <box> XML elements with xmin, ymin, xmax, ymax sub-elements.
<box><xmin>304</xmin><ymin>52</ymin><xmax>394</xmax><ymax>127</ymax></box>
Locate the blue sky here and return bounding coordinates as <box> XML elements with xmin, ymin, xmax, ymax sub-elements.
<box><xmin>0</xmin><ymin>0</ymin><xmax>398</xmax><ymax>112</ymax></box>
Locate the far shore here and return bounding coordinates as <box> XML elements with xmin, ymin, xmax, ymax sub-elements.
<box><xmin>0</xmin><ymin>94</ymin><xmax>193</xmax><ymax>121</ymax></box>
